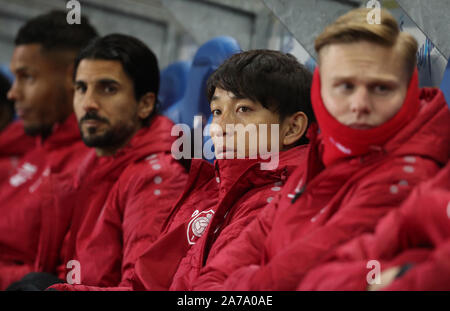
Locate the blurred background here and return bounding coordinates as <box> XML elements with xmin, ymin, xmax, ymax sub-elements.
<box><xmin>1</xmin><ymin>0</ymin><xmax>449</xmax><ymax>115</ymax></box>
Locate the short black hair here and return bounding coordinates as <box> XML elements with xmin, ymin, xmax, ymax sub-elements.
<box><xmin>207</xmin><ymin>50</ymin><xmax>314</xmax><ymax>145</ymax></box>
<box><xmin>74</xmin><ymin>34</ymin><xmax>160</xmax><ymax>126</ymax></box>
<box><xmin>15</xmin><ymin>10</ymin><xmax>98</xmax><ymax>54</ymax></box>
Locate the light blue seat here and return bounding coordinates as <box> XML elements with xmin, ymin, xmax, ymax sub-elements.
<box><xmin>166</xmin><ymin>36</ymin><xmax>241</xmax><ymax>128</ymax></box>
<box><xmin>159</xmin><ymin>61</ymin><xmax>191</xmax><ymax>114</ymax></box>
<box><xmin>0</xmin><ymin>64</ymin><xmax>13</xmax><ymax>83</ymax></box>
<box><xmin>305</xmin><ymin>57</ymin><xmax>317</xmax><ymax>73</ymax></box>
<box><xmin>440</xmin><ymin>57</ymin><xmax>450</xmax><ymax>108</ymax></box>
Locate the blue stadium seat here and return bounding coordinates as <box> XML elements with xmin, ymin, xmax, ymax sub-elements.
<box><xmin>158</xmin><ymin>61</ymin><xmax>191</xmax><ymax>114</ymax></box>
<box><xmin>305</xmin><ymin>57</ymin><xmax>317</xmax><ymax>74</ymax></box>
<box><xmin>165</xmin><ymin>36</ymin><xmax>241</xmax><ymax>128</ymax></box>
<box><xmin>0</xmin><ymin>64</ymin><xmax>13</xmax><ymax>83</ymax></box>
<box><xmin>440</xmin><ymin>57</ymin><xmax>450</xmax><ymax>108</ymax></box>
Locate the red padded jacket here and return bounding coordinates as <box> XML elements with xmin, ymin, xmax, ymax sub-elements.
<box><xmin>299</xmin><ymin>162</ymin><xmax>450</xmax><ymax>291</ymax></box>
<box><xmin>193</xmin><ymin>88</ymin><xmax>449</xmax><ymax>291</ymax></box>
<box><xmin>0</xmin><ymin>115</ymin><xmax>89</xmax><ymax>289</ymax></box>
<box><xmin>130</xmin><ymin>145</ymin><xmax>307</xmax><ymax>291</ymax></box>
<box><xmin>45</xmin><ymin>116</ymin><xmax>187</xmax><ymax>291</ymax></box>
<box><xmin>0</xmin><ymin>121</ymin><xmax>35</xmax><ymax>182</ymax></box>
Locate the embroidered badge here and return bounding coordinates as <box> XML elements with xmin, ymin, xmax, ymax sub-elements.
<box><xmin>187</xmin><ymin>209</ymin><xmax>215</xmax><ymax>245</ymax></box>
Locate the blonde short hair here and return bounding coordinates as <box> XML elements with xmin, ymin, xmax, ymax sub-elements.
<box><xmin>315</xmin><ymin>8</ymin><xmax>418</xmax><ymax>78</ymax></box>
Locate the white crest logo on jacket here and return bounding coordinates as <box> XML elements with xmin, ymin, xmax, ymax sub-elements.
<box><xmin>187</xmin><ymin>209</ymin><xmax>215</xmax><ymax>245</ymax></box>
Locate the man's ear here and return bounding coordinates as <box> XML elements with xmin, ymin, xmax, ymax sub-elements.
<box><xmin>137</xmin><ymin>92</ymin><xmax>156</xmax><ymax>120</ymax></box>
<box><xmin>281</xmin><ymin>111</ymin><xmax>308</xmax><ymax>148</ymax></box>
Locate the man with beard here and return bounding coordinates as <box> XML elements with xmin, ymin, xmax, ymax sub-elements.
<box><xmin>7</xmin><ymin>34</ymin><xmax>188</xmax><ymax>290</ymax></box>
<box><xmin>0</xmin><ymin>10</ymin><xmax>98</xmax><ymax>289</ymax></box>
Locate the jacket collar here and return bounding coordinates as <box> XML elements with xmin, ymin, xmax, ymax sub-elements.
<box><xmin>300</xmin><ymin>89</ymin><xmax>449</xmax><ymax>194</ymax></box>
<box><xmin>213</xmin><ymin>145</ymin><xmax>307</xmax><ymax>196</ymax></box>
<box><xmin>36</xmin><ymin>114</ymin><xmax>81</xmax><ymax>150</ymax></box>
<box><xmin>74</xmin><ymin>114</ymin><xmax>177</xmax><ymax>188</ymax></box>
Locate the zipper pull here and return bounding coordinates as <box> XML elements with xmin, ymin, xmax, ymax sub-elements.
<box><xmin>291</xmin><ymin>185</ymin><xmax>306</xmax><ymax>204</ymax></box>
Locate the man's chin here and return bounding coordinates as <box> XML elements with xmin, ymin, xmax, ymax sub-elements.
<box><xmin>81</xmin><ymin>131</ymin><xmax>128</xmax><ymax>149</ymax></box>
<box><xmin>81</xmin><ymin>135</ymin><xmax>108</xmax><ymax>148</ymax></box>
<box><xmin>23</xmin><ymin>124</ymin><xmax>52</xmax><ymax>138</ymax></box>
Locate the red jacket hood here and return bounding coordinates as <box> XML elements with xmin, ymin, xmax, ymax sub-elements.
<box><xmin>213</xmin><ymin>145</ymin><xmax>305</xmax><ymax>195</ymax></box>
<box><xmin>160</xmin><ymin>145</ymin><xmax>306</xmax><ymax>237</ymax></box>
<box><xmin>0</xmin><ymin>114</ymin><xmax>80</xmax><ymax>158</ymax></box>
<box><xmin>384</xmin><ymin>88</ymin><xmax>449</xmax><ymax>164</ymax></box>
<box><xmin>37</xmin><ymin>114</ymin><xmax>82</xmax><ymax>150</ymax></box>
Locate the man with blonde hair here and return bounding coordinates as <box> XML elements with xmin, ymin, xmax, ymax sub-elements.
<box><xmin>193</xmin><ymin>8</ymin><xmax>449</xmax><ymax>291</ymax></box>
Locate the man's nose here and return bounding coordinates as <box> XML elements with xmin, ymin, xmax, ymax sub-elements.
<box><xmin>210</xmin><ymin>112</ymin><xmax>235</xmax><ymax>138</ymax></box>
<box><xmin>7</xmin><ymin>80</ymin><xmax>20</xmax><ymax>102</ymax></box>
<box><xmin>350</xmin><ymin>88</ymin><xmax>372</xmax><ymax>115</ymax></box>
<box><xmin>80</xmin><ymin>91</ymin><xmax>100</xmax><ymax>112</ymax></box>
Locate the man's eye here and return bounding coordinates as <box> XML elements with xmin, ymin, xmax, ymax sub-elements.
<box><xmin>373</xmin><ymin>85</ymin><xmax>391</xmax><ymax>94</ymax></box>
<box><xmin>18</xmin><ymin>73</ymin><xmax>33</xmax><ymax>82</ymax></box>
<box><xmin>237</xmin><ymin>106</ymin><xmax>251</xmax><ymax>113</ymax></box>
<box><xmin>104</xmin><ymin>86</ymin><xmax>117</xmax><ymax>93</ymax></box>
<box><xmin>338</xmin><ymin>82</ymin><xmax>354</xmax><ymax>91</ymax></box>
<box><xmin>75</xmin><ymin>85</ymin><xmax>86</xmax><ymax>93</ymax></box>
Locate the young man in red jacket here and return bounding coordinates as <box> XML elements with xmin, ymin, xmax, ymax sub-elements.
<box><xmin>8</xmin><ymin>34</ymin><xmax>188</xmax><ymax>291</ymax></box>
<box><xmin>299</xmin><ymin>162</ymin><xmax>450</xmax><ymax>291</ymax></box>
<box><xmin>0</xmin><ymin>11</ymin><xmax>98</xmax><ymax>290</ymax></box>
<box><xmin>120</xmin><ymin>50</ymin><xmax>315</xmax><ymax>291</ymax></box>
<box><xmin>193</xmin><ymin>8</ymin><xmax>449</xmax><ymax>291</ymax></box>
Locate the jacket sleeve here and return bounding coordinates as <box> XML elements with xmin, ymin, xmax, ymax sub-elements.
<box><xmin>297</xmin><ymin>248</ymin><xmax>432</xmax><ymax>291</ymax></box>
<box><xmin>299</xmin><ymin>164</ymin><xmax>449</xmax><ymax>291</ymax></box>
<box><xmin>192</xmin><ymin>195</ymin><xmax>280</xmax><ymax>291</ymax></box>
<box><xmin>50</xmin><ymin>155</ymin><xmax>187</xmax><ymax>291</ymax></box>
<box><xmin>217</xmin><ymin>157</ymin><xmax>440</xmax><ymax>291</ymax></box>
<box><xmin>131</xmin><ymin>223</ymin><xmax>192</xmax><ymax>290</ymax></box>
<box><xmin>297</xmin><ymin>205</ymin><xmax>408</xmax><ymax>291</ymax></box>
<box><xmin>384</xmin><ymin>240</ymin><xmax>450</xmax><ymax>291</ymax></box>
<box><xmin>116</xmin><ymin>156</ymin><xmax>188</xmax><ymax>288</ymax></box>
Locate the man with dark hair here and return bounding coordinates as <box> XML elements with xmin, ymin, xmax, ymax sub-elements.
<box><xmin>73</xmin><ymin>33</ymin><xmax>160</xmax><ymax>129</ymax></box>
<box><xmin>206</xmin><ymin>50</ymin><xmax>315</xmax><ymax>146</ymax></box>
<box><xmin>111</xmin><ymin>49</ymin><xmax>315</xmax><ymax>291</ymax></box>
<box><xmin>9</xmin><ymin>34</ymin><xmax>188</xmax><ymax>291</ymax></box>
<box><xmin>10</xmin><ymin>10</ymin><xmax>98</xmax><ymax>138</ymax></box>
<box><xmin>0</xmin><ymin>10</ymin><xmax>98</xmax><ymax>289</ymax></box>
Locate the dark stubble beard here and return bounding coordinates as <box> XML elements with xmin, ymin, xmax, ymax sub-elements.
<box><xmin>24</xmin><ymin>124</ymin><xmax>53</xmax><ymax>139</ymax></box>
<box><xmin>79</xmin><ymin>111</ymin><xmax>138</xmax><ymax>150</ymax></box>
<box><xmin>24</xmin><ymin>89</ymin><xmax>70</xmax><ymax>140</ymax></box>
